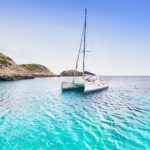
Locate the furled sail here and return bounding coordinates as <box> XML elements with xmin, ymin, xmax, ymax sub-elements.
<box><xmin>84</xmin><ymin>71</ymin><xmax>95</xmax><ymax>76</ymax></box>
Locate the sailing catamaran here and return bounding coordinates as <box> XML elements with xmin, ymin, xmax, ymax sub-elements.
<box><xmin>62</xmin><ymin>9</ymin><xmax>109</xmax><ymax>93</ymax></box>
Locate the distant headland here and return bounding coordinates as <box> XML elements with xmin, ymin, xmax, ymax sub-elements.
<box><xmin>60</xmin><ymin>70</ymin><xmax>83</xmax><ymax>76</ymax></box>
<box><xmin>0</xmin><ymin>52</ymin><xmax>82</xmax><ymax>81</ymax></box>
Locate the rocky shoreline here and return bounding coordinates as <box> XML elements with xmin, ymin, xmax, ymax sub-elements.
<box><xmin>0</xmin><ymin>52</ymin><xmax>83</xmax><ymax>81</ymax></box>
<box><xmin>20</xmin><ymin>64</ymin><xmax>56</xmax><ymax>77</ymax></box>
<box><xmin>0</xmin><ymin>67</ymin><xmax>34</xmax><ymax>81</ymax></box>
<box><xmin>0</xmin><ymin>53</ymin><xmax>56</xmax><ymax>81</ymax></box>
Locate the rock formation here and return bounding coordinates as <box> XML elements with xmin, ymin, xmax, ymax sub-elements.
<box><xmin>0</xmin><ymin>53</ymin><xmax>34</xmax><ymax>81</ymax></box>
<box><xmin>60</xmin><ymin>70</ymin><xmax>83</xmax><ymax>76</ymax></box>
<box><xmin>0</xmin><ymin>52</ymin><xmax>56</xmax><ymax>81</ymax></box>
<box><xmin>20</xmin><ymin>64</ymin><xmax>56</xmax><ymax>77</ymax></box>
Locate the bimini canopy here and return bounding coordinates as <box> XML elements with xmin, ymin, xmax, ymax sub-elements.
<box><xmin>84</xmin><ymin>71</ymin><xmax>96</xmax><ymax>76</ymax></box>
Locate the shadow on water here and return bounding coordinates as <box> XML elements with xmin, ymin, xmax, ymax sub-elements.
<box><xmin>61</xmin><ymin>88</ymin><xmax>84</xmax><ymax>95</ymax></box>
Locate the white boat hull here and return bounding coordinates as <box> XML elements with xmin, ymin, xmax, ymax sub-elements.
<box><xmin>62</xmin><ymin>81</ymin><xmax>108</xmax><ymax>93</ymax></box>
<box><xmin>84</xmin><ymin>82</ymin><xmax>108</xmax><ymax>93</ymax></box>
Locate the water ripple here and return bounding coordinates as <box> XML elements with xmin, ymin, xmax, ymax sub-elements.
<box><xmin>0</xmin><ymin>77</ymin><xmax>150</xmax><ymax>149</ymax></box>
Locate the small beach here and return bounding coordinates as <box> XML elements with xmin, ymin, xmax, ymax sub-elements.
<box><xmin>0</xmin><ymin>76</ymin><xmax>150</xmax><ymax>149</ymax></box>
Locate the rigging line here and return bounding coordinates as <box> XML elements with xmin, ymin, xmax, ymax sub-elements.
<box><xmin>73</xmin><ymin>21</ymin><xmax>85</xmax><ymax>78</ymax></box>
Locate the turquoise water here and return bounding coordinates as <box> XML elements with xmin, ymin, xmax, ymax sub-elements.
<box><xmin>0</xmin><ymin>77</ymin><xmax>150</xmax><ymax>150</ymax></box>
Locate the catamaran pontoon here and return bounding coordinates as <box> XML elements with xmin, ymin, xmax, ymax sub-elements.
<box><xmin>62</xmin><ymin>9</ymin><xmax>109</xmax><ymax>93</ymax></box>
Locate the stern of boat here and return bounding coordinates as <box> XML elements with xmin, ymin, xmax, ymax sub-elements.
<box><xmin>62</xmin><ymin>82</ymin><xmax>83</xmax><ymax>90</ymax></box>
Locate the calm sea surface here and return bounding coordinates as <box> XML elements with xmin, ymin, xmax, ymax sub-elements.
<box><xmin>0</xmin><ymin>76</ymin><xmax>150</xmax><ymax>150</ymax></box>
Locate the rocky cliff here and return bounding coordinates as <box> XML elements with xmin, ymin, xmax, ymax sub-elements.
<box><xmin>20</xmin><ymin>64</ymin><xmax>56</xmax><ymax>77</ymax></box>
<box><xmin>60</xmin><ymin>70</ymin><xmax>83</xmax><ymax>76</ymax></box>
<box><xmin>0</xmin><ymin>52</ymin><xmax>56</xmax><ymax>81</ymax></box>
<box><xmin>0</xmin><ymin>53</ymin><xmax>34</xmax><ymax>81</ymax></box>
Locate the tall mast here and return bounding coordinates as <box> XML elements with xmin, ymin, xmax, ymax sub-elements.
<box><xmin>83</xmin><ymin>8</ymin><xmax>87</xmax><ymax>78</ymax></box>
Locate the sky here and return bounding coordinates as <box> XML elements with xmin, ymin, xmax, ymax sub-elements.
<box><xmin>0</xmin><ymin>0</ymin><xmax>150</xmax><ymax>75</ymax></box>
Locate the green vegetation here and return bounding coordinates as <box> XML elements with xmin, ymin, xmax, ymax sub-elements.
<box><xmin>0</xmin><ymin>53</ymin><xmax>13</xmax><ymax>65</ymax></box>
<box><xmin>21</xmin><ymin>64</ymin><xmax>47</xmax><ymax>70</ymax></box>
